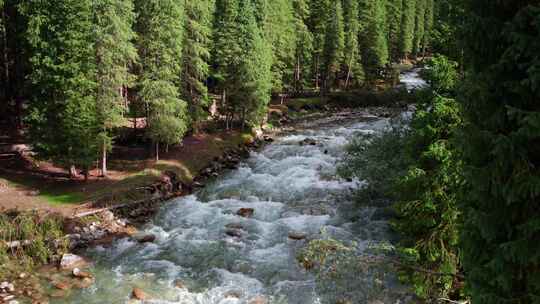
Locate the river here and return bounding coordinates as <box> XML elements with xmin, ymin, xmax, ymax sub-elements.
<box><xmin>56</xmin><ymin>74</ymin><xmax>426</xmax><ymax>304</ymax></box>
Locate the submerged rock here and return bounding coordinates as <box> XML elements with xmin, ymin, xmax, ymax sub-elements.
<box><xmin>72</xmin><ymin>268</ymin><xmax>92</xmax><ymax>279</ymax></box>
<box><xmin>59</xmin><ymin>254</ymin><xmax>88</xmax><ymax>270</ymax></box>
<box><xmin>237</xmin><ymin>208</ymin><xmax>254</xmax><ymax>218</ymax></box>
<box><xmin>249</xmin><ymin>296</ymin><xmax>268</xmax><ymax>304</ymax></box>
<box><xmin>288</xmin><ymin>232</ymin><xmax>307</xmax><ymax>241</ymax></box>
<box><xmin>131</xmin><ymin>287</ymin><xmax>147</xmax><ymax>300</ymax></box>
<box><xmin>132</xmin><ymin>233</ymin><xmax>156</xmax><ymax>243</ymax></box>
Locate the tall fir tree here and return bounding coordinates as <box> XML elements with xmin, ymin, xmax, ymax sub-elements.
<box><xmin>292</xmin><ymin>0</ymin><xmax>313</xmax><ymax>92</ymax></box>
<box><xmin>412</xmin><ymin>0</ymin><xmax>426</xmax><ymax>56</ymax></box>
<box><xmin>263</xmin><ymin>0</ymin><xmax>296</xmax><ymax>93</ymax></box>
<box><xmin>386</xmin><ymin>0</ymin><xmax>403</xmax><ymax>61</ymax></box>
<box><xmin>459</xmin><ymin>2</ymin><xmax>540</xmax><ymax>303</ymax></box>
<box><xmin>182</xmin><ymin>0</ymin><xmax>213</xmax><ymax>132</ymax></box>
<box><xmin>135</xmin><ymin>0</ymin><xmax>187</xmax><ymax>160</ymax></box>
<box><xmin>93</xmin><ymin>0</ymin><xmax>137</xmax><ymax>176</ymax></box>
<box><xmin>399</xmin><ymin>0</ymin><xmax>416</xmax><ymax>59</ymax></box>
<box><xmin>24</xmin><ymin>0</ymin><xmax>99</xmax><ymax>177</ymax></box>
<box><xmin>422</xmin><ymin>0</ymin><xmax>434</xmax><ymax>56</ymax></box>
<box><xmin>212</xmin><ymin>0</ymin><xmax>241</xmax><ymax>125</ymax></box>
<box><xmin>342</xmin><ymin>0</ymin><xmax>364</xmax><ymax>88</ymax></box>
<box><xmin>359</xmin><ymin>0</ymin><xmax>389</xmax><ymax>80</ymax></box>
<box><xmin>228</xmin><ymin>0</ymin><xmax>272</xmax><ymax>127</ymax></box>
<box><xmin>320</xmin><ymin>0</ymin><xmax>344</xmax><ymax>93</ymax></box>
<box><xmin>308</xmin><ymin>0</ymin><xmax>331</xmax><ymax>89</ymax></box>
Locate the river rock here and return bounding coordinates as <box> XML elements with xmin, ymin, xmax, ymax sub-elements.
<box><xmin>173</xmin><ymin>280</ymin><xmax>186</xmax><ymax>289</ymax></box>
<box><xmin>50</xmin><ymin>290</ymin><xmax>66</xmax><ymax>298</ymax></box>
<box><xmin>131</xmin><ymin>287</ymin><xmax>147</xmax><ymax>300</ymax></box>
<box><xmin>72</xmin><ymin>268</ymin><xmax>92</xmax><ymax>279</ymax></box>
<box><xmin>237</xmin><ymin>208</ymin><xmax>254</xmax><ymax>218</ymax></box>
<box><xmin>59</xmin><ymin>254</ymin><xmax>88</xmax><ymax>270</ymax></box>
<box><xmin>73</xmin><ymin>278</ymin><xmax>94</xmax><ymax>289</ymax></box>
<box><xmin>288</xmin><ymin>232</ymin><xmax>307</xmax><ymax>241</ymax></box>
<box><xmin>299</xmin><ymin>138</ymin><xmax>317</xmax><ymax>146</ymax></box>
<box><xmin>248</xmin><ymin>296</ymin><xmax>268</xmax><ymax>304</ymax></box>
<box><xmin>224</xmin><ymin>291</ymin><xmax>242</xmax><ymax>298</ymax></box>
<box><xmin>133</xmin><ymin>233</ymin><xmax>156</xmax><ymax>243</ymax></box>
<box><xmin>225</xmin><ymin>229</ymin><xmax>243</xmax><ymax>238</ymax></box>
<box><xmin>225</xmin><ymin>223</ymin><xmax>244</xmax><ymax>230</ymax></box>
<box><xmin>53</xmin><ymin>281</ymin><xmax>70</xmax><ymax>291</ymax></box>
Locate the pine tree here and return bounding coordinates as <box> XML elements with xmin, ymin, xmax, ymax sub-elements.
<box><xmin>320</xmin><ymin>0</ymin><xmax>344</xmax><ymax>93</ymax></box>
<box><xmin>459</xmin><ymin>2</ymin><xmax>540</xmax><ymax>303</ymax></box>
<box><xmin>308</xmin><ymin>0</ymin><xmax>331</xmax><ymax>89</ymax></box>
<box><xmin>386</xmin><ymin>0</ymin><xmax>403</xmax><ymax>61</ymax></box>
<box><xmin>182</xmin><ymin>0</ymin><xmax>213</xmax><ymax>132</ymax></box>
<box><xmin>94</xmin><ymin>0</ymin><xmax>137</xmax><ymax>176</ymax></box>
<box><xmin>399</xmin><ymin>0</ymin><xmax>416</xmax><ymax>59</ymax></box>
<box><xmin>229</xmin><ymin>0</ymin><xmax>272</xmax><ymax>127</ymax></box>
<box><xmin>212</xmin><ymin>0</ymin><xmax>241</xmax><ymax>126</ymax></box>
<box><xmin>25</xmin><ymin>0</ymin><xmax>99</xmax><ymax>178</ymax></box>
<box><xmin>412</xmin><ymin>0</ymin><xmax>426</xmax><ymax>56</ymax></box>
<box><xmin>359</xmin><ymin>0</ymin><xmax>389</xmax><ymax>81</ymax></box>
<box><xmin>263</xmin><ymin>0</ymin><xmax>296</xmax><ymax>93</ymax></box>
<box><xmin>422</xmin><ymin>0</ymin><xmax>434</xmax><ymax>56</ymax></box>
<box><xmin>292</xmin><ymin>0</ymin><xmax>313</xmax><ymax>92</ymax></box>
<box><xmin>342</xmin><ymin>0</ymin><xmax>364</xmax><ymax>88</ymax></box>
<box><xmin>135</xmin><ymin>0</ymin><xmax>187</xmax><ymax>161</ymax></box>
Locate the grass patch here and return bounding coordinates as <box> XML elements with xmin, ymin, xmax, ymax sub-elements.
<box><xmin>39</xmin><ymin>191</ymin><xmax>85</xmax><ymax>205</ymax></box>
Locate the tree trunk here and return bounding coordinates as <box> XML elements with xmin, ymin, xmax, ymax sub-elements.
<box><xmin>101</xmin><ymin>141</ymin><xmax>107</xmax><ymax>177</ymax></box>
<box><xmin>155</xmin><ymin>142</ymin><xmax>159</xmax><ymax>162</ymax></box>
<box><xmin>69</xmin><ymin>165</ymin><xmax>79</xmax><ymax>179</ymax></box>
<box><xmin>345</xmin><ymin>55</ymin><xmax>354</xmax><ymax>90</ymax></box>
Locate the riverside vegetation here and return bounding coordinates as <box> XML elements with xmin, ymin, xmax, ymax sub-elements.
<box><xmin>1</xmin><ymin>1</ymin><xmax>540</xmax><ymax>304</ymax></box>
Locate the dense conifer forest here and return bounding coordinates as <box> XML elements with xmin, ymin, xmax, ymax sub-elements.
<box><xmin>1</xmin><ymin>0</ymin><xmax>437</xmax><ymax>173</ymax></box>
<box><xmin>1</xmin><ymin>1</ymin><xmax>540</xmax><ymax>303</ymax></box>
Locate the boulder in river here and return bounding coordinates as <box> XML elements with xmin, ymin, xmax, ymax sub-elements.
<box><xmin>131</xmin><ymin>287</ymin><xmax>148</xmax><ymax>300</ymax></box>
<box><xmin>72</xmin><ymin>268</ymin><xmax>92</xmax><ymax>279</ymax></box>
<box><xmin>225</xmin><ymin>223</ymin><xmax>244</xmax><ymax>230</ymax></box>
<box><xmin>133</xmin><ymin>233</ymin><xmax>156</xmax><ymax>243</ymax></box>
<box><xmin>299</xmin><ymin>138</ymin><xmax>318</xmax><ymax>146</ymax></box>
<box><xmin>225</xmin><ymin>229</ymin><xmax>243</xmax><ymax>238</ymax></box>
<box><xmin>237</xmin><ymin>208</ymin><xmax>254</xmax><ymax>218</ymax></box>
<box><xmin>59</xmin><ymin>254</ymin><xmax>88</xmax><ymax>270</ymax></box>
<box><xmin>288</xmin><ymin>232</ymin><xmax>307</xmax><ymax>241</ymax></box>
<box><xmin>249</xmin><ymin>296</ymin><xmax>268</xmax><ymax>304</ymax></box>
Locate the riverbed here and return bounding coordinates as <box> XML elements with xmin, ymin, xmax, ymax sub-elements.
<box><xmin>54</xmin><ymin>110</ymin><xmax>417</xmax><ymax>304</ymax></box>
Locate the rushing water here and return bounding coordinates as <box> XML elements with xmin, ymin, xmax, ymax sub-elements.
<box><xmin>400</xmin><ymin>68</ymin><xmax>428</xmax><ymax>91</ymax></box>
<box><xmin>57</xmin><ymin>72</ymin><xmax>426</xmax><ymax>304</ymax></box>
<box><xmin>56</xmin><ymin>113</ymin><xmax>416</xmax><ymax>304</ymax></box>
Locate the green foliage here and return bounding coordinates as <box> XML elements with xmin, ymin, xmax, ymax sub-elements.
<box><xmin>393</xmin><ymin>93</ymin><xmax>463</xmax><ymax>300</ymax></box>
<box><xmin>262</xmin><ymin>0</ymin><xmax>296</xmax><ymax>93</ymax></box>
<box><xmin>386</xmin><ymin>0</ymin><xmax>403</xmax><ymax>61</ymax></box>
<box><xmin>292</xmin><ymin>0</ymin><xmax>313</xmax><ymax>91</ymax></box>
<box><xmin>342</xmin><ymin>0</ymin><xmax>364</xmax><ymax>88</ymax></box>
<box><xmin>182</xmin><ymin>0</ymin><xmax>213</xmax><ymax>129</ymax></box>
<box><xmin>136</xmin><ymin>0</ymin><xmax>188</xmax><ymax>146</ymax></box>
<box><xmin>359</xmin><ymin>0</ymin><xmax>390</xmax><ymax>80</ymax></box>
<box><xmin>412</xmin><ymin>0</ymin><xmax>426</xmax><ymax>55</ymax></box>
<box><xmin>399</xmin><ymin>0</ymin><xmax>416</xmax><ymax>57</ymax></box>
<box><xmin>421</xmin><ymin>55</ymin><xmax>459</xmax><ymax>94</ymax></box>
<box><xmin>320</xmin><ymin>0</ymin><xmax>344</xmax><ymax>93</ymax></box>
<box><xmin>339</xmin><ymin>121</ymin><xmax>410</xmax><ymax>206</ymax></box>
<box><xmin>458</xmin><ymin>3</ymin><xmax>540</xmax><ymax>303</ymax></box>
<box><xmin>0</xmin><ymin>211</ymin><xmax>67</xmax><ymax>267</ymax></box>
<box><xmin>24</xmin><ymin>0</ymin><xmax>99</xmax><ymax>171</ymax></box>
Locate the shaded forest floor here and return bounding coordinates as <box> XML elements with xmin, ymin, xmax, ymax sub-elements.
<box><xmin>0</xmin><ymin>129</ymin><xmax>252</xmax><ymax>216</ymax></box>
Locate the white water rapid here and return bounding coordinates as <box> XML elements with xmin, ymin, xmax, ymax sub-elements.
<box><xmin>55</xmin><ymin>111</ymin><xmax>419</xmax><ymax>304</ymax></box>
